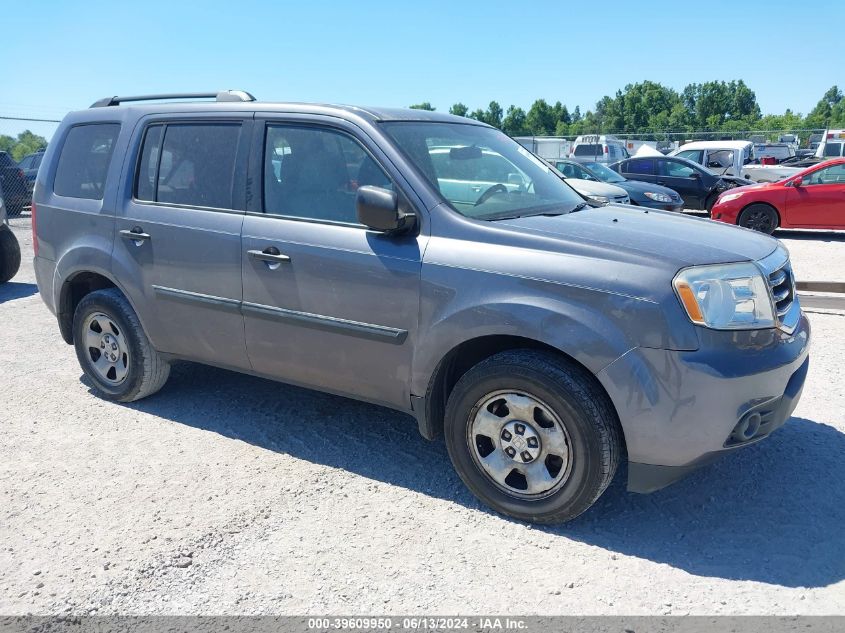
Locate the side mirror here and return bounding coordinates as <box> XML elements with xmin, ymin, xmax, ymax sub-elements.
<box><xmin>508</xmin><ymin>173</ymin><xmax>526</xmax><ymax>187</ymax></box>
<box><xmin>356</xmin><ymin>186</ymin><xmax>414</xmax><ymax>233</ymax></box>
<box><xmin>791</xmin><ymin>177</ymin><xmax>803</xmax><ymax>187</ymax></box>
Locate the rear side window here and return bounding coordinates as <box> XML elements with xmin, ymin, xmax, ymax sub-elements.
<box><xmin>823</xmin><ymin>142</ymin><xmax>844</xmax><ymax>157</ymax></box>
<box><xmin>623</xmin><ymin>158</ymin><xmax>655</xmax><ymax>175</ymax></box>
<box><xmin>135</xmin><ymin>122</ymin><xmax>241</xmax><ymax>209</ymax></box>
<box><xmin>54</xmin><ymin>124</ymin><xmax>120</xmax><ymax>199</ymax></box>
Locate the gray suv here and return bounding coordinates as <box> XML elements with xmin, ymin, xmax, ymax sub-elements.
<box><xmin>33</xmin><ymin>91</ymin><xmax>810</xmax><ymax>523</ymax></box>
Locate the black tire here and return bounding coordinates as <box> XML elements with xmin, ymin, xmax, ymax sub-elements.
<box><xmin>444</xmin><ymin>349</ymin><xmax>622</xmax><ymax>524</ymax></box>
<box><xmin>72</xmin><ymin>288</ymin><xmax>170</xmax><ymax>402</ymax></box>
<box><xmin>738</xmin><ymin>203</ymin><xmax>779</xmax><ymax>234</ymax></box>
<box><xmin>0</xmin><ymin>226</ymin><xmax>21</xmax><ymax>284</ymax></box>
<box><xmin>704</xmin><ymin>193</ymin><xmax>718</xmax><ymax>214</ymax></box>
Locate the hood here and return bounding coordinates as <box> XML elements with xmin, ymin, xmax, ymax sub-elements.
<box><xmin>564</xmin><ymin>178</ymin><xmax>627</xmax><ymax>198</ymax></box>
<box><xmin>497</xmin><ymin>205</ymin><xmax>778</xmax><ymax>268</ymax></box>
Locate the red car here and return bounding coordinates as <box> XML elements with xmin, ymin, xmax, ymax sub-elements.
<box><xmin>711</xmin><ymin>158</ymin><xmax>845</xmax><ymax>233</ymax></box>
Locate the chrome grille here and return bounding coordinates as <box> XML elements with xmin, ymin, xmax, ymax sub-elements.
<box><xmin>758</xmin><ymin>244</ymin><xmax>799</xmax><ymax>333</ymax></box>
<box><xmin>768</xmin><ymin>262</ymin><xmax>795</xmax><ymax>321</ymax></box>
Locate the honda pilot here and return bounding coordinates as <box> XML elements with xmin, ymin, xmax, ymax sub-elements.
<box><xmin>32</xmin><ymin>91</ymin><xmax>810</xmax><ymax>523</ymax></box>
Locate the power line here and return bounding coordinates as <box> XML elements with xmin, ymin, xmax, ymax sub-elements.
<box><xmin>0</xmin><ymin>115</ymin><xmax>61</xmax><ymax>123</ymax></box>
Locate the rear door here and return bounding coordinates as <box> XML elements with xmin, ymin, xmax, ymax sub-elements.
<box><xmin>785</xmin><ymin>163</ymin><xmax>845</xmax><ymax>228</ymax></box>
<box><xmin>617</xmin><ymin>157</ymin><xmax>658</xmax><ymax>184</ymax></box>
<box><xmin>240</xmin><ymin>117</ymin><xmax>426</xmax><ymax>408</ymax></box>
<box><xmin>114</xmin><ymin>114</ymin><xmax>252</xmax><ymax>368</ymax></box>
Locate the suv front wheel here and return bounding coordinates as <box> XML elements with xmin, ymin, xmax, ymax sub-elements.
<box><xmin>73</xmin><ymin>288</ymin><xmax>170</xmax><ymax>402</ymax></box>
<box><xmin>444</xmin><ymin>350</ymin><xmax>621</xmax><ymax>524</ymax></box>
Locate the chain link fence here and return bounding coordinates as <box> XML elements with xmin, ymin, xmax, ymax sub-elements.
<box><xmin>1</xmin><ymin>114</ymin><xmax>60</xmax><ymax>217</ymax></box>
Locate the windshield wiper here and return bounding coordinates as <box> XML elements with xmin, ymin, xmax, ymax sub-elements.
<box><xmin>483</xmin><ymin>204</ymin><xmax>583</xmax><ymax>221</ymax></box>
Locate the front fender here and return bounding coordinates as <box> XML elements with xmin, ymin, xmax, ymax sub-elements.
<box><xmin>411</xmin><ymin>269</ymin><xmax>688</xmax><ymax>396</ymax></box>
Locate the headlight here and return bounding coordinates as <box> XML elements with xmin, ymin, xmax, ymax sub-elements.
<box><xmin>673</xmin><ymin>262</ymin><xmax>774</xmax><ymax>330</ymax></box>
<box><xmin>589</xmin><ymin>195</ymin><xmax>609</xmax><ymax>204</ymax></box>
<box><xmin>718</xmin><ymin>191</ymin><xmax>744</xmax><ymax>203</ymax></box>
<box><xmin>644</xmin><ymin>191</ymin><xmax>672</xmax><ymax>203</ymax></box>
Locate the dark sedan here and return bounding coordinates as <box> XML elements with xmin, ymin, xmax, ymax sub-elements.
<box><xmin>554</xmin><ymin>158</ymin><xmax>683</xmax><ymax>211</ymax></box>
<box><xmin>610</xmin><ymin>155</ymin><xmax>752</xmax><ymax>212</ymax></box>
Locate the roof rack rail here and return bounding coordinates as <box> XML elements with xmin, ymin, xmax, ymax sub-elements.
<box><xmin>89</xmin><ymin>90</ymin><xmax>256</xmax><ymax>108</ymax></box>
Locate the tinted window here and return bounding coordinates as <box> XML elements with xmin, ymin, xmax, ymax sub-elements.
<box><xmin>137</xmin><ymin>123</ymin><xmax>241</xmax><ymax>209</ymax></box>
<box><xmin>823</xmin><ymin>142</ymin><xmax>844</xmax><ymax>157</ymax></box>
<box><xmin>54</xmin><ymin>124</ymin><xmax>120</xmax><ymax>199</ymax></box>
<box><xmin>263</xmin><ymin>125</ymin><xmax>392</xmax><ymax>224</ymax></box>
<box><xmin>18</xmin><ymin>155</ymin><xmax>34</xmax><ymax>169</ymax></box>
<box><xmin>623</xmin><ymin>158</ymin><xmax>655</xmax><ymax>175</ymax></box>
<box><xmin>574</xmin><ymin>144</ymin><xmax>603</xmax><ymax>157</ymax></box>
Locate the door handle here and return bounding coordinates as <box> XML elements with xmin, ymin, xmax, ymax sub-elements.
<box><xmin>248</xmin><ymin>247</ymin><xmax>291</xmax><ymax>264</ymax></box>
<box><xmin>120</xmin><ymin>227</ymin><xmax>151</xmax><ymax>243</ymax></box>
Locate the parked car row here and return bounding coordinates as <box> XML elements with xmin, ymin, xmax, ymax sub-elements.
<box><xmin>711</xmin><ymin>157</ymin><xmax>845</xmax><ymax>233</ymax></box>
<box><xmin>0</xmin><ymin>151</ymin><xmax>31</xmax><ymax>216</ymax></box>
<box><xmin>0</xmin><ymin>181</ymin><xmax>22</xmax><ymax>284</ymax></box>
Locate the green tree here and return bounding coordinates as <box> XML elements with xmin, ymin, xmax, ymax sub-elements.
<box><xmin>806</xmin><ymin>85</ymin><xmax>842</xmax><ymax>128</ymax></box>
<box><xmin>526</xmin><ymin>99</ymin><xmax>555</xmax><ymax>135</ymax></box>
<box><xmin>409</xmin><ymin>102</ymin><xmax>435</xmax><ymax>111</ymax></box>
<box><xmin>1</xmin><ymin>130</ymin><xmax>48</xmax><ymax>162</ymax></box>
<box><xmin>449</xmin><ymin>103</ymin><xmax>468</xmax><ymax>117</ymax></box>
<box><xmin>482</xmin><ymin>101</ymin><xmax>504</xmax><ymax>128</ymax></box>
<box><xmin>501</xmin><ymin>105</ymin><xmax>529</xmax><ymax>136</ymax></box>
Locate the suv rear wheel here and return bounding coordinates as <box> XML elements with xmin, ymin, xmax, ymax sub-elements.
<box><xmin>0</xmin><ymin>226</ymin><xmax>21</xmax><ymax>284</ymax></box>
<box><xmin>444</xmin><ymin>349</ymin><xmax>621</xmax><ymax>524</ymax></box>
<box><xmin>73</xmin><ymin>288</ymin><xmax>170</xmax><ymax>402</ymax></box>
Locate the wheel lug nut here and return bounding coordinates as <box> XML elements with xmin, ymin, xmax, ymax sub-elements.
<box><xmin>501</xmin><ymin>430</ymin><xmax>512</xmax><ymax>441</ymax></box>
<box><xmin>521</xmin><ymin>451</ymin><xmax>532</xmax><ymax>462</ymax></box>
<box><xmin>527</xmin><ymin>437</ymin><xmax>538</xmax><ymax>448</ymax></box>
<box><xmin>515</xmin><ymin>424</ymin><xmax>525</xmax><ymax>435</ymax></box>
<box><xmin>505</xmin><ymin>447</ymin><xmax>516</xmax><ymax>458</ymax></box>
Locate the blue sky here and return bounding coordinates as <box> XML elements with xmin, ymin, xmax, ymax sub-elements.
<box><xmin>2</xmin><ymin>0</ymin><xmax>843</xmax><ymax>140</ymax></box>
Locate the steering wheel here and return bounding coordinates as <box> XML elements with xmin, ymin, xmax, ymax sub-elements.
<box><xmin>474</xmin><ymin>183</ymin><xmax>508</xmax><ymax>206</ymax></box>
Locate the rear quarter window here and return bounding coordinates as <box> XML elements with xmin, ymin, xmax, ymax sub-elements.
<box><xmin>54</xmin><ymin>124</ymin><xmax>120</xmax><ymax>200</ymax></box>
<box><xmin>623</xmin><ymin>158</ymin><xmax>655</xmax><ymax>175</ymax></box>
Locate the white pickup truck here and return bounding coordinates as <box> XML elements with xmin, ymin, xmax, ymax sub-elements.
<box><xmin>671</xmin><ymin>140</ymin><xmax>802</xmax><ymax>183</ymax></box>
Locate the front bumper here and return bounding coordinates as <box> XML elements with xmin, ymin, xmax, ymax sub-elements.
<box><xmin>597</xmin><ymin>312</ymin><xmax>811</xmax><ymax>493</ymax></box>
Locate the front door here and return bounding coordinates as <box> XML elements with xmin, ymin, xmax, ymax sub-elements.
<box><xmin>785</xmin><ymin>163</ymin><xmax>845</xmax><ymax>228</ymax></box>
<box><xmin>115</xmin><ymin>116</ymin><xmax>252</xmax><ymax>368</ymax></box>
<box><xmin>240</xmin><ymin>120</ymin><xmax>425</xmax><ymax>408</ymax></box>
<box><xmin>658</xmin><ymin>159</ymin><xmax>704</xmax><ymax>209</ymax></box>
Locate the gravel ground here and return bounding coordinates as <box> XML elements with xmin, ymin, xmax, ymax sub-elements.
<box><xmin>1</xmin><ymin>216</ymin><xmax>844</xmax><ymax>616</ymax></box>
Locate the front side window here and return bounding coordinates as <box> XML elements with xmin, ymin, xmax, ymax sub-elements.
<box><xmin>804</xmin><ymin>163</ymin><xmax>845</xmax><ymax>185</ymax></box>
<box><xmin>662</xmin><ymin>160</ymin><xmax>697</xmax><ymax>178</ymax></box>
<box><xmin>54</xmin><ymin>124</ymin><xmax>120</xmax><ymax>200</ymax></box>
<box><xmin>135</xmin><ymin>122</ymin><xmax>241</xmax><ymax>209</ymax></box>
<box><xmin>381</xmin><ymin>122</ymin><xmax>583</xmax><ymax>219</ymax></box>
<box><xmin>263</xmin><ymin>125</ymin><xmax>392</xmax><ymax>224</ymax></box>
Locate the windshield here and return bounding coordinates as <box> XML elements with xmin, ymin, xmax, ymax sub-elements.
<box><xmin>380</xmin><ymin>122</ymin><xmax>584</xmax><ymax>219</ymax></box>
<box><xmin>582</xmin><ymin>161</ymin><xmax>626</xmax><ymax>183</ymax></box>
